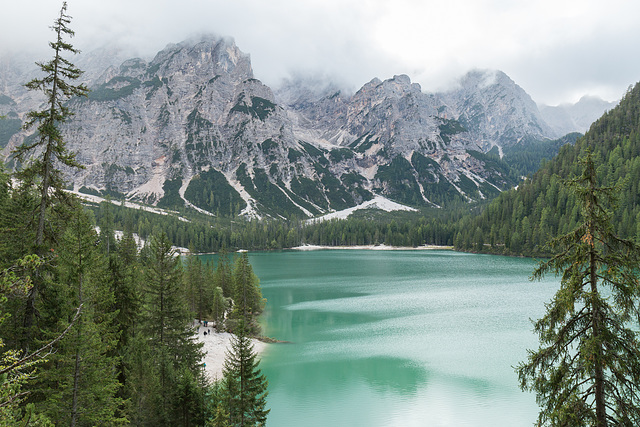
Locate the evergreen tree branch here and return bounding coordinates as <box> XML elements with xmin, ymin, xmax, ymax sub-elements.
<box><xmin>0</xmin><ymin>304</ymin><xmax>82</xmax><ymax>376</ymax></box>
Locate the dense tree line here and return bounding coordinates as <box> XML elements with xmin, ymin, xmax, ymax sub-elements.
<box><xmin>517</xmin><ymin>150</ymin><xmax>640</xmax><ymax>425</ymax></box>
<box><xmin>453</xmin><ymin>81</ymin><xmax>640</xmax><ymax>256</ymax></box>
<box><xmin>0</xmin><ymin>4</ymin><xmax>268</xmax><ymax>425</ymax></box>
<box><xmin>0</xmin><ymin>191</ymin><xmax>268</xmax><ymax>424</ymax></box>
<box><xmin>91</xmin><ymin>204</ymin><xmax>459</xmax><ymax>253</ymax></box>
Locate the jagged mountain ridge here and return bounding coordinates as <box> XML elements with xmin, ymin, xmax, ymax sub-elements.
<box><xmin>539</xmin><ymin>95</ymin><xmax>618</xmax><ymax>136</ymax></box>
<box><xmin>0</xmin><ymin>35</ymin><xmax>608</xmax><ymax>218</ymax></box>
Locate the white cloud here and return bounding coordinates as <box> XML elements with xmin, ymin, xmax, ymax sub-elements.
<box><xmin>2</xmin><ymin>0</ymin><xmax>640</xmax><ymax>105</ymax></box>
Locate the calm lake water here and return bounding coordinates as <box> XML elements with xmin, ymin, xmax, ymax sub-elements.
<box><xmin>205</xmin><ymin>249</ymin><xmax>559</xmax><ymax>426</ymax></box>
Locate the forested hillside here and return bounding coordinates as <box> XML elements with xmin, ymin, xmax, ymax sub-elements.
<box><xmin>0</xmin><ymin>6</ymin><xmax>269</xmax><ymax>424</ymax></box>
<box><xmin>453</xmin><ymin>82</ymin><xmax>640</xmax><ymax>255</ymax></box>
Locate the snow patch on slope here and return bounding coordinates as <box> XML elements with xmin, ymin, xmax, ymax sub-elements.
<box><xmin>71</xmin><ymin>190</ymin><xmax>190</xmax><ymax>222</ymax></box>
<box><xmin>223</xmin><ymin>170</ymin><xmax>261</xmax><ymax>219</ymax></box>
<box><xmin>308</xmin><ymin>195</ymin><xmax>417</xmax><ymax>223</ymax></box>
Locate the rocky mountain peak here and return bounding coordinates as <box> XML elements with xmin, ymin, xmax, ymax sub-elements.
<box><xmin>150</xmin><ymin>36</ymin><xmax>253</xmax><ymax>82</ymax></box>
<box><xmin>539</xmin><ymin>95</ymin><xmax>618</xmax><ymax>135</ymax></box>
<box><xmin>441</xmin><ymin>69</ymin><xmax>556</xmax><ymax>150</ymax></box>
<box><xmin>457</xmin><ymin>69</ymin><xmax>508</xmax><ymax>89</ymax></box>
<box><xmin>0</xmin><ymin>35</ymin><xmax>613</xmax><ymax>219</ymax></box>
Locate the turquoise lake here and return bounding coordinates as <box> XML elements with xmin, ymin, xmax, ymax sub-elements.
<box><xmin>208</xmin><ymin>249</ymin><xmax>559</xmax><ymax>426</ymax></box>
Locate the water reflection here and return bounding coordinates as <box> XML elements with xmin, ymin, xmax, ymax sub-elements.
<box><xmin>264</xmin><ymin>355</ymin><xmax>428</xmax><ymax>395</ymax></box>
<box><xmin>202</xmin><ymin>250</ymin><xmax>558</xmax><ymax>426</ymax></box>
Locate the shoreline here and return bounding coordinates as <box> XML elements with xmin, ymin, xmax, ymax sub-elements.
<box><xmin>190</xmin><ymin>244</ymin><xmax>454</xmax><ymax>255</ymax></box>
<box><xmin>196</xmin><ymin>325</ymin><xmax>269</xmax><ymax>381</ymax></box>
<box><xmin>290</xmin><ymin>244</ymin><xmax>453</xmax><ymax>251</ymax></box>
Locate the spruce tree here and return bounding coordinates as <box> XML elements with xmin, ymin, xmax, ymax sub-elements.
<box><xmin>214</xmin><ymin>247</ymin><xmax>233</xmax><ymax>298</ymax></box>
<box><xmin>211</xmin><ymin>286</ymin><xmax>228</xmax><ymax>332</ymax></box>
<box><xmin>107</xmin><ymin>228</ymin><xmax>141</xmax><ymax>419</ymax></box>
<box><xmin>141</xmin><ymin>232</ymin><xmax>204</xmax><ymax>424</ymax></box>
<box><xmin>517</xmin><ymin>150</ymin><xmax>640</xmax><ymax>426</ymax></box>
<box><xmin>0</xmin><ymin>255</ymin><xmax>43</xmax><ymax>424</ymax></box>
<box><xmin>211</xmin><ymin>403</ymin><xmax>231</xmax><ymax>427</ymax></box>
<box><xmin>228</xmin><ymin>253</ymin><xmax>265</xmax><ymax>336</ymax></box>
<box><xmin>38</xmin><ymin>206</ymin><xmax>124</xmax><ymax>425</ymax></box>
<box><xmin>13</xmin><ymin>1</ymin><xmax>89</xmax><ymax>351</ymax></box>
<box><xmin>98</xmin><ymin>199</ymin><xmax>117</xmax><ymax>256</ymax></box>
<box><xmin>220</xmin><ymin>322</ymin><xmax>269</xmax><ymax>427</ymax></box>
<box><xmin>14</xmin><ymin>1</ymin><xmax>88</xmax><ymax>249</ymax></box>
<box><xmin>185</xmin><ymin>246</ymin><xmax>213</xmax><ymax>322</ymax></box>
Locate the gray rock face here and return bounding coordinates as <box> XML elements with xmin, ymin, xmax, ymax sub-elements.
<box><xmin>539</xmin><ymin>95</ymin><xmax>618</xmax><ymax>136</ymax></box>
<box><xmin>438</xmin><ymin>69</ymin><xmax>558</xmax><ymax>151</ymax></box>
<box><xmin>0</xmin><ymin>36</ymin><xmax>599</xmax><ymax>218</ymax></box>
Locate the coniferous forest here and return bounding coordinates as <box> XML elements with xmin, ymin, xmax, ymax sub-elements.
<box><xmin>4</xmin><ymin>1</ymin><xmax>640</xmax><ymax>426</ymax></box>
<box><xmin>111</xmin><ymin>80</ymin><xmax>639</xmax><ymax>258</ymax></box>
<box><xmin>0</xmin><ymin>4</ymin><xmax>268</xmax><ymax>425</ymax></box>
<box><xmin>453</xmin><ymin>82</ymin><xmax>640</xmax><ymax>256</ymax></box>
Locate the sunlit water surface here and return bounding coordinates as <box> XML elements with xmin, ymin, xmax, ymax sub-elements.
<box><xmin>203</xmin><ymin>250</ymin><xmax>558</xmax><ymax>426</ymax></box>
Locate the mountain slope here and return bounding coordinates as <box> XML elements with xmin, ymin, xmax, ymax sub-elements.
<box><xmin>539</xmin><ymin>95</ymin><xmax>618</xmax><ymax>136</ymax></box>
<box><xmin>439</xmin><ymin>69</ymin><xmax>558</xmax><ymax>151</ymax></box>
<box><xmin>454</xmin><ymin>82</ymin><xmax>640</xmax><ymax>255</ymax></box>
<box><xmin>0</xmin><ymin>36</ymin><xmax>595</xmax><ymax>219</ymax></box>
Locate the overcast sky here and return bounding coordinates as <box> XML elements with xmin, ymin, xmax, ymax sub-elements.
<box><xmin>3</xmin><ymin>0</ymin><xmax>639</xmax><ymax>105</ymax></box>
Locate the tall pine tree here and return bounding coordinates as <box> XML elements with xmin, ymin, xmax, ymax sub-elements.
<box><xmin>517</xmin><ymin>150</ymin><xmax>640</xmax><ymax>426</ymax></box>
<box><xmin>14</xmin><ymin>1</ymin><xmax>88</xmax><ymax>250</ymax></box>
<box><xmin>141</xmin><ymin>232</ymin><xmax>205</xmax><ymax>425</ymax></box>
<box><xmin>220</xmin><ymin>322</ymin><xmax>269</xmax><ymax>427</ymax></box>
<box><xmin>228</xmin><ymin>253</ymin><xmax>265</xmax><ymax>336</ymax></box>
<box><xmin>37</xmin><ymin>206</ymin><xmax>124</xmax><ymax>425</ymax></box>
<box><xmin>13</xmin><ymin>1</ymin><xmax>88</xmax><ymax>351</ymax></box>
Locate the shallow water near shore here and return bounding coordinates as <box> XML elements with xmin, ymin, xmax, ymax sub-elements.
<box><xmin>202</xmin><ymin>249</ymin><xmax>558</xmax><ymax>426</ymax></box>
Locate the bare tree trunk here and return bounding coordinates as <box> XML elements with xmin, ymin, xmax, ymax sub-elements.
<box><xmin>71</xmin><ymin>239</ymin><xmax>84</xmax><ymax>427</ymax></box>
<box><xmin>591</xmin><ymin>245</ymin><xmax>607</xmax><ymax>426</ymax></box>
<box><xmin>71</xmin><ymin>328</ymin><xmax>81</xmax><ymax>427</ymax></box>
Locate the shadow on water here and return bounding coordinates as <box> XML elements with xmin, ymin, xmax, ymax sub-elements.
<box><xmin>262</xmin><ymin>354</ymin><xmax>429</xmax><ymax>396</ymax></box>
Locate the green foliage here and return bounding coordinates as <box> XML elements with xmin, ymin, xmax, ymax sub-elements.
<box><xmin>299</xmin><ymin>141</ymin><xmax>328</xmax><ymax>165</ymax></box>
<box><xmin>157</xmin><ymin>176</ymin><xmax>185</xmax><ymax>209</ymax></box>
<box><xmin>90</xmin><ymin>195</ymin><xmax>458</xmax><ymax>252</ymax></box>
<box><xmin>0</xmin><ymin>255</ymin><xmax>43</xmax><ymax>425</ymax></box>
<box><xmin>374</xmin><ymin>156</ymin><xmax>424</xmax><ymax>206</ymax></box>
<box><xmin>184</xmin><ymin>249</ymin><xmax>216</xmax><ymax>322</ymax></box>
<box><xmin>349</xmin><ymin>133</ymin><xmax>378</xmax><ymax>153</ymax></box>
<box><xmin>219</xmin><ymin>324</ymin><xmax>269</xmax><ymax>426</ymax></box>
<box><xmin>236</xmin><ymin>165</ymin><xmax>303</xmax><ymax>218</ymax></box>
<box><xmin>185</xmin><ymin>109</ymin><xmax>215</xmax><ymax>166</ymax></box>
<box><xmin>140</xmin><ymin>231</ymin><xmax>205</xmax><ymax>425</ymax></box>
<box><xmin>143</xmin><ymin>75</ymin><xmax>163</xmax><ymax>100</ymax></box>
<box><xmin>308</xmin><ymin>163</ymin><xmax>355</xmax><ymax>211</ymax></box>
<box><xmin>328</xmin><ymin>148</ymin><xmax>355</xmax><ymax>163</ymax></box>
<box><xmin>287</xmin><ymin>148</ymin><xmax>303</xmax><ymax>163</ymax></box>
<box><xmin>87</xmin><ymin>76</ymin><xmax>141</xmax><ymax>102</ymax></box>
<box><xmin>437</xmin><ymin>117</ymin><xmax>466</xmax><ymax>144</ymax></box>
<box><xmin>517</xmin><ymin>151</ymin><xmax>640</xmax><ymax>425</ymax></box>
<box><xmin>466</xmin><ymin>150</ymin><xmax>513</xmax><ymax>186</ymax></box>
<box><xmin>455</xmin><ymin>82</ymin><xmax>640</xmax><ymax>256</ymax></box>
<box><xmin>0</xmin><ymin>115</ymin><xmax>21</xmax><ymax>149</ymax></box>
<box><xmin>213</xmin><ymin>248</ymin><xmax>234</xmax><ymax>297</ymax></box>
<box><xmin>340</xmin><ymin>172</ymin><xmax>373</xmax><ymax>203</ymax></box>
<box><xmin>290</xmin><ymin>176</ymin><xmax>328</xmax><ymax>211</ymax></box>
<box><xmin>503</xmin><ymin>132</ymin><xmax>581</xmax><ymax>178</ymax></box>
<box><xmin>228</xmin><ymin>253</ymin><xmax>265</xmax><ymax>336</ymax></box>
<box><xmin>185</xmin><ymin>168</ymin><xmax>246</xmax><ymax>216</ymax></box>
<box><xmin>211</xmin><ymin>287</ymin><xmax>228</xmax><ymax>332</ymax></box>
<box><xmin>230</xmin><ymin>96</ymin><xmax>276</xmax><ymax>121</ymax></box>
<box><xmin>259</xmin><ymin>139</ymin><xmax>276</xmax><ymax>156</ymax></box>
<box><xmin>14</xmin><ymin>0</ymin><xmax>89</xmax><ymax>251</ymax></box>
<box><xmin>37</xmin><ymin>207</ymin><xmax>124</xmax><ymax>425</ymax></box>
<box><xmin>0</xmin><ymin>5</ymin><xmax>223</xmax><ymax>425</ymax></box>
